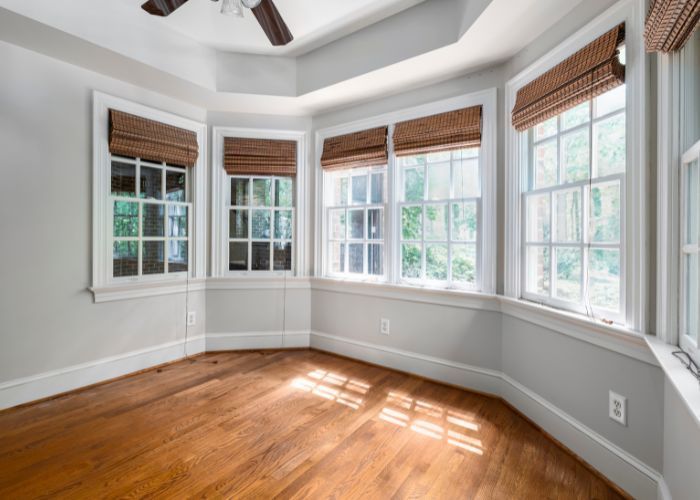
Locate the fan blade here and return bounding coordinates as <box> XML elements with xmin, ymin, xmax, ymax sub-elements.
<box><xmin>251</xmin><ymin>0</ymin><xmax>293</xmax><ymax>46</ymax></box>
<box><xmin>141</xmin><ymin>0</ymin><xmax>190</xmax><ymax>17</ymax></box>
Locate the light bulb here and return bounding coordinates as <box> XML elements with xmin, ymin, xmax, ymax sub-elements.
<box><xmin>221</xmin><ymin>0</ymin><xmax>244</xmax><ymax>17</ymax></box>
<box><xmin>241</xmin><ymin>0</ymin><xmax>262</xmax><ymax>8</ymax></box>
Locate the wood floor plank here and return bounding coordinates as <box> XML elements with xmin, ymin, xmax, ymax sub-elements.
<box><xmin>0</xmin><ymin>350</ymin><xmax>629</xmax><ymax>499</ymax></box>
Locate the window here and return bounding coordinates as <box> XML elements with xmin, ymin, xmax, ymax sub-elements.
<box><xmin>398</xmin><ymin>148</ymin><xmax>480</xmax><ymax>288</ymax></box>
<box><xmin>228</xmin><ymin>176</ymin><xmax>294</xmax><ymax>273</ymax></box>
<box><xmin>325</xmin><ymin>166</ymin><xmax>386</xmax><ymax>278</ymax></box>
<box><xmin>521</xmin><ymin>84</ymin><xmax>626</xmax><ymax>321</ymax></box>
<box><xmin>111</xmin><ymin>156</ymin><xmax>190</xmax><ymax>279</ymax></box>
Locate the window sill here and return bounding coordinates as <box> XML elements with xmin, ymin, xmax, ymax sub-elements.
<box><xmin>646</xmin><ymin>336</ymin><xmax>700</xmax><ymax>428</ymax></box>
<box><xmin>206</xmin><ymin>277</ymin><xmax>311</xmax><ymax>290</ymax></box>
<box><xmin>89</xmin><ymin>279</ymin><xmax>207</xmax><ymax>303</ymax></box>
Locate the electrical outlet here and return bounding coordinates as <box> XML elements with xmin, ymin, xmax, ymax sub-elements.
<box><xmin>187</xmin><ymin>311</ymin><xmax>196</xmax><ymax>327</ymax></box>
<box><xmin>609</xmin><ymin>391</ymin><xmax>627</xmax><ymax>426</ymax></box>
<box><xmin>380</xmin><ymin>318</ymin><xmax>390</xmax><ymax>335</ymax></box>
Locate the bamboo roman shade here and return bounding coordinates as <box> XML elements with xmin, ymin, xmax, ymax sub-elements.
<box><xmin>644</xmin><ymin>0</ymin><xmax>700</xmax><ymax>52</ymax></box>
<box><xmin>109</xmin><ymin>110</ymin><xmax>199</xmax><ymax>167</ymax></box>
<box><xmin>511</xmin><ymin>24</ymin><xmax>626</xmax><ymax>132</ymax></box>
<box><xmin>321</xmin><ymin>126</ymin><xmax>388</xmax><ymax>171</ymax></box>
<box><xmin>393</xmin><ymin>106</ymin><xmax>482</xmax><ymax>156</ymax></box>
<box><xmin>224</xmin><ymin>137</ymin><xmax>297</xmax><ymax>176</ymax></box>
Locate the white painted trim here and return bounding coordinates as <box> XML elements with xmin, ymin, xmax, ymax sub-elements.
<box><xmin>503</xmin><ymin>0</ymin><xmax>647</xmax><ymax>333</ymax></box>
<box><xmin>206</xmin><ymin>277</ymin><xmax>311</xmax><ymax>290</ymax></box>
<box><xmin>206</xmin><ymin>331</ymin><xmax>310</xmax><ymax>351</ymax></box>
<box><xmin>210</xmin><ymin>126</ymin><xmax>308</xmax><ymax>278</ymax></box>
<box><xmin>91</xmin><ymin>91</ymin><xmax>208</xmax><ymax>289</ymax></box>
<box><xmin>657</xmin><ymin>476</ymin><xmax>672</xmax><ymax>500</ymax></box>
<box><xmin>0</xmin><ymin>335</ymin><xmax>205</xmax><ymax>410</ymax></box>
<box><xmin>308</xmin><ymin>330</ymin><xmax>660</xmax><ymax>499</ymax></box>
<box><xmin>90</xmin><ymin>278</ymin><xmax>207</xmax><ymax>303</ymax></box>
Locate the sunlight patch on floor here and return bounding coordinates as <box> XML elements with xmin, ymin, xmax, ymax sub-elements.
<box><xmin>291</xmin><ymin>369</ymin><xmax>370</xmax><ymax>410</ymax></box>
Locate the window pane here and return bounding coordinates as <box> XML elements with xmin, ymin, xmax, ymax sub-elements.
<box><xmin>594</xmin><ymin>113</ymin><xmax>626</xmax><ymax>177</ymax></box>
<box><xmin>686</xmin><ymin>159</ymin><xmax>700</xmax><ymax>245</ymax></box>
<box><xmin>368</xmin><ymin>244</ymin><xmax>383</xmax><ymax>276</ymax></box>
<box><xmin>231</xmin><ymin>178</ymin><xmax>249</xmax><ymax>206</ymax></box>
<box><xmin>371</xmin><ymin>172</ymin><xmax>385</xmax><ymax>204</ymax></box>
<box><xmin>452</xmin><ymin>202</ymin><xmax>477</xmax><ymax>242</ymax></box>
<box><xmin>403</xmin><ymin>166</ymin><xmax>424</xmax><ymax>202</ymax></box>
<box><xmin>273</xmin><ymin>242</ymin><xmax>292</xmax><ymax>271</ymax></box>
<box><xmin>348</xmin><ymin>243</ymin><xmax>364</xmax><ymax>273</ymax></box>
<box><xmin>111</xmin><ymin>161</ymin><xmax>136</xmax><ymax>197</ymax></box>
<box><xmin>426</xmin><ymin>244</ymin><xmax>448</xmax><ymax>281</ymax></box>
<box><xmin>401</xmin><ymin>206</ymin><xmax>422</xmax><ymax>240</ymax></box>
<box><xmin>114</xmin><ymin>201</ymin><xmax>138</xmax><ymax>237</ymax></box>
<box><xmin>251</xmin><ymin>210</ymin><xmax>271</xmax><ymax>239</ymax></box>
<box><xmin>685</xmin><ymin>253</ymin><xmax>699</xmax><ymax>342</ymax></box>
<box><xmin>561</xmin><ymin>101</ymin><xmax>589</xmax><ymax>130</ymax></box>
<box><xmin>526</xmin><ymin>193</ymin><xmax>550</xmax><ymax>242</ymax></box>
<box><xmin>561</xmin><ymin>128</ymin><xmax>589</xmax><ymax>183</ymax></box>
<box><xmin>113</xmin><ymin>241</ymin><xmax>138</xmax><ymax>277</ymax></box>
<box><xmin>534</xmin><ymin>139</ymin><xmax>557</xmax><ymax>188</ymax></box>
<box><xmin>534</xmin><ymin>117</ymin><xmax>557</xmax><ymax>141</ymax></box>
<box><xmin>229</xmin><ymin>209</ymin><xmax>248</xmax><ymax>239</ymax></box>
<box><xmin>454</xmin><ymin>158</ymin><xmax>479</xmax><ymax>198</ymax></box>
<box><xmin>333</xmin><ymin>175</ymin><xmax>348</xmax><ymax>206</ymax></box>
<box><xmin>427</xmin><ymin>162</ymin><xmax>450</xmax><ymax>200</ymax></box>
<box><xmin>590</xmin><ymin>181</ymin><xmax>621</xmax><ymax>243</ymax></box>
<box><xmin>229</xmin><ymin>242</ymin><xmax>248</xmax><ymax>271</ymax></box>
<box><xmin>274</xmin><ymin>210</ymin><xmax>293</xmax><ymax>239</ymax></box>
<box><xmin>349</xmin><ymin>209</ymin><xmax>364</xmax><ymax>239</ymax></box>
<box><xmin>425</xmin><ymin>204</ymin><xmax>448</xmax><ymax>241</ymax></box>
<box><xmin>401</xmin><ymin>243</ymin><xmax>422</xmax><ymax>278</ymax></box>
<box><xmin>590</xmin><ymin>248</ymin><xmax>620</xmax><ymax>312</ymax></box>
<box><xmin>274</xmin><ymin>178</ymin><xmax>293</xmax><ymax>207</ymax></box>
<box><xmin>455</xmin><ymin>147</ymin><xmax>479</xmax><ymax>160</ymax></box>
<box><xmin>168</xmin><ymin>240</ymin><xmax>188</xmax><ymax>273</ymax></box>
<box><xmin>142</xmin><ymin>203</ymin><xmax>165</xmax><ymax>237</ymax></box>
<box><xmin>251</xmin><ymin>242</ymin><xmax>270</xmax><ymax>270</ymax></box>
<box><xmin>595</xmin><ymin>85</ymin><xmax>625</xmax><ymax>117</ymax></box>
<box><xmin>554</xmin><ymin>188</ymin><xmax>582</xmax><ymax>243</ymax></box>
<box><xmin>168</xmin><ymin>205</ymin><xmax>188</xmax><ymax>237</ymax></box>
<box><xmin>330</xmin><ymin>210</ymin><xmax>346</xmax><ymax>240</ymax></box>
<box><xmin>142</xmin><ymin>241</ymin><xmax>165</xmax><ymax>275</ymax></box>
<box><xmin>452</xmin><ymin>244</ymin><xmax>476</xmax><ymax>284</ymax></box>
<box><xmin>351</xmin><ymin>175</ymin><xmax>368</xmax><ymax>204</ymax></box>
<box><xmin>368</xmin><ymin>209</ymin><xmax>383</xmax><ymax>240</ymax></box>
<box><xmin>140</xmin><ymin>166</ymin><xmax>162</xmax><ymax>200</ymax></box>
<box><xmin>329</xmin><ymin>242</ymin><xmax>345</xmax><ymax>273</ymax></box>
<box><xmin>252</xmin><ymin>179</ymin><xmax>272</xmax><ymax>206</ymax></box>
<box><xmin>555</xmin><ymin>247</ymin><xmax>581</xmax><ymax>302</ymax></box>
<box><xmin>525</xmin><ymin>246</ymin><xmax>550</xmax><ymax>296</ymax></box>
<box><xmin>427</xmin><ymin>151</ymin><xmax>451</xmax><ymax>162</ymax></box>
<box><xmin>166</xmin><ymin>171</ymin><xmax>186</xmax><ymax>202</ymax></box>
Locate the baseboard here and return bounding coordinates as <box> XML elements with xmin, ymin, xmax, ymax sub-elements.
<box><xmin>0</xmin><ymin>335</ymin><xmax>205</xmax><ymax>411</ymax></box>
<box><xmin>656</xmin><ymin>476</ymin><xmax>672</xmax><ymax>500</ymax></box>
<box><xmin>309</xmin><ymin>330</ymin><xmax>661</xmax><ymax>500</ymax></box>
<box><xmin>206</xmin><ymin>331</ymin><xmax>310</xmax><ymax>351</ymax></box>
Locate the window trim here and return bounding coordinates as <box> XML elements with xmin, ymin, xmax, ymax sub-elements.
<box><xmin>211</xmin><ymin>126</ymin><xmax>307</xmax><ymax>278</ymax></box>
<box><xmin>314</xmin><ymin>89</ymin><xmax>498</xmax><ymax>294</ymax></box>
<box><xmin>91</xmin><ymin>91</ymin><xmax>207</xmax><ymax>293</ymax></box>
<box><xmin>504</xmin><ymin>0</ymin><xmax>646</xmax><ymax>332</ymax></box>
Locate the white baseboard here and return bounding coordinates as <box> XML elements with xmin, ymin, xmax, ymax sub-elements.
<box><xmin>0</xmin><ymin>335</ymin><xmax>205</xmax><ymax>411</ymax></box>
<box><xmin>657</xmin><ymin>476</ymin><xmax>672</xmax><ymax>500</ymax></box>
<box><xmin>206</xmin><ymin>331</ymin><xmax>310</xmax><ymax>351</ymax></box>
<box><xmin>309</xmin><ymin>330</ymin><xmax>661</xmax><ymax>500</ymax></box>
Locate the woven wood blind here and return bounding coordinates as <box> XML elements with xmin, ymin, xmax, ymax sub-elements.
<box><xmin>511</xmin><ymin>24</ymin><xmax>626</xmax><ymax>132</ymax></box>
<box><xmin>224</xmin><ymin>137</ymin><xmax>297</xmax><ymax>176</ymax></box>
<box><xmin>109</xmin><ymin>110</ymin><xmax>199</xmax><ymax>167</ymax></box>
<box><xmin>393</xmin><ymin>106</ymin><xmax>482</xmax><ymax>157</ymax></box>
<box><xmin>645</xmin><ymin>0</ymin><xmax>700</xmax><ymax>52</ymax></box>
<box><xmin>321</xmin><ymin>126</ymin><xmax>388</xmax><ymax>171</ymax></box>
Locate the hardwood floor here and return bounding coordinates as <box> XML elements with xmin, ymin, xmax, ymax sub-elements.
<box><xmin>0</xmin><ymin>350</ymin><xmax>627</xmax><ymax>499</ymax></box>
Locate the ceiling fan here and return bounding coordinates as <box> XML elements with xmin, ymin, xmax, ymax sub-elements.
<box><xmin>141</xmin><ymin>0</ymin><xmax>294</xmax><ymax>46</ymax></box>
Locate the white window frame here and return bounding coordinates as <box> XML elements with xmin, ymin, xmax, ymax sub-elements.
<box><xmin>505</xmin><ymin>0</ymin><xmax>646</xmax><ymax>332</ymax></box>
<box><xmin>315</xmin><ymin>89</ymin><xmax>498</xmax><ymax>294</ymax></box>
<box><xmin>91</xmin><ymin>91</ymin><xmax>207</xmax><ymax>293</ymax></box>
<box><xmin>211</xmin><ymin>127</ymin><xmax>307</xmax><ymax>278</ymax></box>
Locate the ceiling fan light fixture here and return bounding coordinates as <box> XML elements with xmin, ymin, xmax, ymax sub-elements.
<box><xmin>221</xmin><ymin>0</ymin><xmax>244</xmax><ymax>17</ymax></box>
<box><xmin>241</xmin><ymin>0</ymin><xmax>262</xmax><ymax>8</ymax></box>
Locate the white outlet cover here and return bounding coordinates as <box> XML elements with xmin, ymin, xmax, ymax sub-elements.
<box><xmin>609</xmin><ymin>391</ymin><xmax>627</xmax><ymax>426</ymax></box>
<box><xmin>187</xmin><ymin>311</ymin><xmax>197</xmax><ymax>327</ymax></box>
<box><xmin>380</xmin><ymin>318</ymin><xmax>390</xmax><ymax>335</ymax></box>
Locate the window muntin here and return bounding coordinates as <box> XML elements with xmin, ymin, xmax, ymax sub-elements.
<box><xmin>325</xmin><ymin>166</ymin><xmax>387</xmax><ymax>279</ymax></box>
<box><xmin>228</xmin><ymin>176</ymin><xmax>294</xmax><ymax>273</ymax></box>
<box><xmin>110</xmin><ymin>156</ymin><xmax>190</xmax><ymax>280</ymax></box>
<box><xmin>398</xmin><ymin>148</ymin><xmax>480</xmax><ymax>288</ymax></box>
<box><xmin>522</xmin><ymin>85</ymin><xmax>626</xmax><ymax>321</ymax></box>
